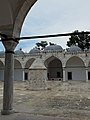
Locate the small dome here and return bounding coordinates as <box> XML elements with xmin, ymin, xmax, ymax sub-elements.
<box><xmin>29</xmin><ymin>47</ymin><xmax>40</xmax><ymax>54</ymax></box>
<box><xmin>15</xmin><ymin>48</ymin><xmax>24</xmax><ymax>55</ymax></box>
<box><xmin>67</xmin><ymin>45</ymin><xmax>82</xmax><ymax>52</ymax></box>
<box><xmin>44</xmin><ymin>44</ymin><xmax>63</xmax><ymax>52</ymax></box>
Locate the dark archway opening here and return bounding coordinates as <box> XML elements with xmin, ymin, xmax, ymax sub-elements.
<box><xmin>47</xmin><ymin>58</ymin><xmax>63</xmax><ymax>81</ymax></box>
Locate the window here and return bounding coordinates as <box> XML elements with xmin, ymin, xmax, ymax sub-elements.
<box><xmin>47</xmin><ymin>73</ymin><xmax>49</xmax><ymax>80</ymax></box>
<box><xmin>88</xmin><ymin>72</ymin><xmax>90</xmax><ymax>80</ymax></box>
<box><xmin>57</xmin><ymin>72</ymin><xmax>60</xmax><ymax>78</ymax></box>
<box><xmin>68</xmin><ymin>72</ymin><xmax>72</xmax><ymax>80</ymax></box>
<box><xmin>25</xmin><ymin>72</ymin><xmax>28</xmax><ymax>80</ymax></box>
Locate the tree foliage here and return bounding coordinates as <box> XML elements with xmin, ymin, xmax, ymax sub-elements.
<box><xmin>36</xmin><ymin>41</ymin><xmax>48</xmax><ymax>50</ymax></box>
<box><xmin>67</xmin><ymin>30</ymin><xmax>90</xmax><ymax>51</ymax></box>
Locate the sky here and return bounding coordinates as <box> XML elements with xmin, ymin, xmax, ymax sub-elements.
<box><xmin>1</xmin><ymin>0</ymin><xmax>90</xmax><ymax>52</ymax></box>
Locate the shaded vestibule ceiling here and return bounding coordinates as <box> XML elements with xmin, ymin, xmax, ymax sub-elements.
<box><xmin>44</xmin><ymin>56</ymin><xmax>62</xmax><ymax>68</ymax></box>
<box><xmin>66</xmin><ymin>56</ymin><xmax>85</xmax><ymax>68</ymax></box>
<box><xmin>14</xmin><ymin>59</ymin><xmax>22</xmax><ymax>68</ymax></box>
<box><xmin>0</xmin><ymin>0</ymin><xmax>37</xmax><ymax>37</ymax></box>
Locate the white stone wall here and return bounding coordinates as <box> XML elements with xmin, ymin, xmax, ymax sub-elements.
<box><xmin>65</xmin><ymin>68</ymin><xmax>86</xmax><ymax>81</ymax></box>
<box><xmin>0</xmin><ymin>51</ymin><xmax>90</xmax><ymax>82</ymax></box>
<box><xmin>14</xmin><ymin>69</ymin><xmax>23</xmax><ymax>81</ymax></box>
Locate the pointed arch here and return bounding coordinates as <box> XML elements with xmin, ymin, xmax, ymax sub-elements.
<box><xmin>13</xmin><ymin>0</ymin><xmax>37</xmax><ymax>37</ymax></box>
<box><xmin>14</xmin><ymin>59</ymin><xmax>22</xmax><ymax>68</ymax></box>
<box><xmin>44</xmin><ymin>56</ymin><xmax>62</xmax><ymax>67</ymax></box>
<box><xmin>66</xmin><ymin>56</ymin><xmax>85</xmax><ymax>68</ymax></box>
<box><xmin>14</xmin><ymin>59</ymin><xmax>23</xmax><ymax>81</ymax></box>
<box><xmin>25</xmin><ymin>58</ymin><xmax>35</xmax><ymax>68</ymax></box>
<box><xmin>65</xmin><ymin>56</ymin><xmax>85</xmax><ymax>80</ymax></box>
<box><xmin>44</xmin><ymin>56</ymin><xmax>63</xmax><ymax>80</ymax></box>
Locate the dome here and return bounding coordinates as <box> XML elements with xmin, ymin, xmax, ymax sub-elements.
<box><xmin>67</xmin><ymin>45</ymin><xmax>82</xmax><ymax>52</ymax></box>
<box><xmin>15</xmin><ymin>48</ymin><xmax>24</xmax><ymax>55</ymax></box>
<box><xmin>44</xmin><ymin>45</ymin><xmax>63</xmax><ymax>52</ymax></box>
<box><xmin>29</xmin><ymin>47</ymin><xmax>40</xmax><ymax>54</ymax></box>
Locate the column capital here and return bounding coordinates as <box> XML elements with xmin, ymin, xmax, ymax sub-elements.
<box><xmin>85</xmin><ymin>67</ymin><xmax>88</xmax><ymax>70</ymax></box>
<box><xmin>2</xmin><ymin>40</ymin><xmax>18</xmax><ymax>52</ymax></box>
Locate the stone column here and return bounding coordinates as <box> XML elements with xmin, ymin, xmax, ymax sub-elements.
<box><xmin>22</xmin><ymin>68</ymin><xmax>25</xmax><ymax>81</ymax></box>
<box><xmin>63</xmin><ymin>67</ymin><xmax>66</xmax><ymax>81</ymax></box>
<box><xmin>85</xmin><ymin>67</ymin><xmax>88</xmax><ymax>82</ymax></box>
<box><xmin>1</xmin><ymin>40</ymin><xmax>18</xmax><ymax>115</ymax></box>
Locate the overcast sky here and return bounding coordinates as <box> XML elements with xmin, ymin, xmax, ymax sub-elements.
<box><xmin>1</xmin><ymin>0</ymin><xmax>90</xmax><ymax>52</ymax></box>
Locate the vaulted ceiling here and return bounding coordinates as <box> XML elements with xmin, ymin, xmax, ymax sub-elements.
<box><xmin>0</xmin><ymin>0</ymin><xmax>37</xmax><ymax>37</ymax></box>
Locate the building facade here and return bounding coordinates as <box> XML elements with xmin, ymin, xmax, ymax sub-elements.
<box><xmin>0</xmin><ymin>44</ymin><xmax>90</xmax><ymax>83</ymax></box>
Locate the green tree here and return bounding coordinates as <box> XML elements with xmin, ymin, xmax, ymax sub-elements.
<box><xmin>36</xmin><ymin>42</ymin><xmax>41</xmax><ymax>50</ymax></box>
<box><xmin>36</xmin><ymin>41</ymin><xmax>48</xmax><ymax>50</ymax></box>
<box><xmin>67</xmin><ymin>30</ymin><xmax>90</xmax><ymax>51</ymax></box>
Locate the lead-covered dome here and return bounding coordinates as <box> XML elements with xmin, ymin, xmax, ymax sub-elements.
<box><xmin>44</xmin><ymin>44</ymin><xmax>63</xmax><ymax>52</ymax></box>
<box><xmin>29</xmin><ymin>47</ymin><xmax>40</xmax><ymax>54</ymax></box>
<box><xmin>15</xmin><ymin>48</ymin><xmax>24</xmax><ymax>55</ymax></box>
<box><xmin>67</xmin><ymin>45</ymin><xmax>82</xmax><ymax>52</ymax></box>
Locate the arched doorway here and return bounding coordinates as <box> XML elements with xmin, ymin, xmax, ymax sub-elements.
<box><xmin>66</xmin><ymin>56</ymin><xmax>85</xmax><ymax>80</ymax></box>
<box><xmin>45</xmin><ymin>56</ymin><xmax>63</xmax><ymax>81</ymax></box>
<box><xmin>0</xmin><ymin>61</ymin><xmax>4</xmax><ymax>81</ymax></box>
<box><xmin>14</xmin><ymin>59</ymin><xmax>22</xmax><ymax>81</ymax></box>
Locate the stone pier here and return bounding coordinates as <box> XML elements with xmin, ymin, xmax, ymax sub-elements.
<box><xmin>1</xmin><ymin>40</ymin><xmax>18</xmax><ymax>115</ymax></box>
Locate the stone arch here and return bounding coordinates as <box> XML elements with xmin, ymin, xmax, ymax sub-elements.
<box><xmin>65</xmin><ymin>56</ymin><xmax>86</xmax><ymax>80</ymax></box>
<box><xmin>44</xmin><ymin>56</ymin><xmax>63</xmax><ymax>67</ymax></box>
<box><xmin>0</xmin><ymin>60</ymin><xmax>4</xmax><ymax>81</ymax></box>
<box><xmin>14</xmin><ymin>59</ymin><xmax>22</xmax><ymax>68</ymax></box>
<box><xmin>44</xmin><ymin>56</ymin><xmax>63</xmax><ymax>80</ymax></box>
<box><xmin>66</xmin><ymin>56</ymin><xmax>85</xmax><ymax>67</ymax></box>
<box><xmin>14</xmin><ymin>59</ymin><xmax>23</xmax><ymax>81</ymax></box>
<box><xmin>13</xmin><ymin>0</ymin><xmax>37</xmax><ymax>37</ymax></box>
<box><xmin>0</xmin><ymin>0</ymin><xmax>37</xmax><ymax>37</ymax></box>
<box><xmin>25</xmin><ymin>58</ymin><xmax>35</xmax><ymax>68</ymax></box>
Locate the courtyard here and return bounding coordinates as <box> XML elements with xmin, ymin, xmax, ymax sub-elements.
<box><xmin>0</xmin><ymin>80</ymin><xmax>90</xmax><ymax>120</ymax></box>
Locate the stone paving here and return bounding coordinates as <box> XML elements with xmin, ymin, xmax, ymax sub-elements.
<box><xmin>0</xmin><ymin>113</ymin><xmax>79</xmax><ymax>120</ymax></box>
<box><xmin>0</xmin><ymin>81</ymin><xmax>90</xmax><ymax>120</ymax></box>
